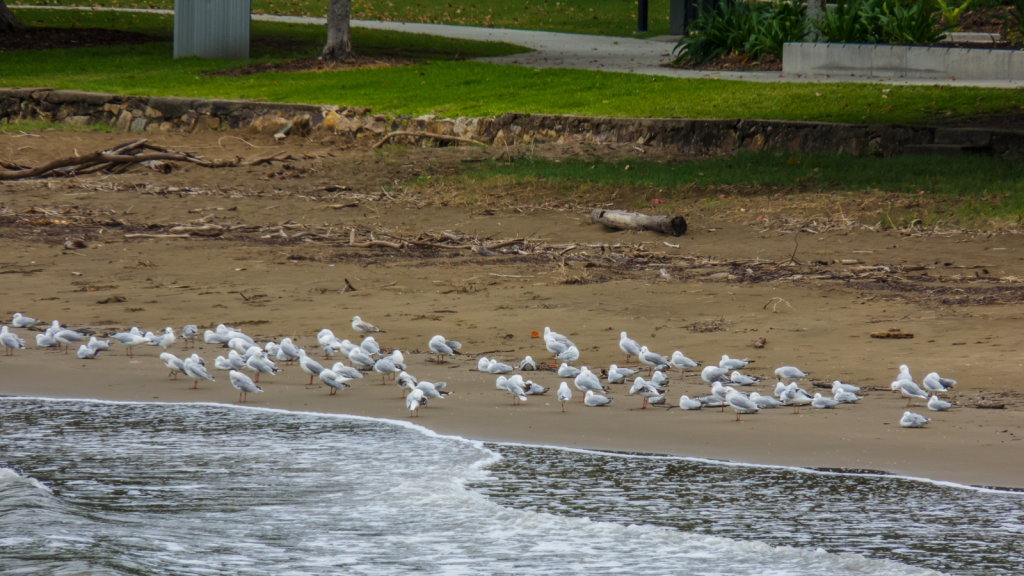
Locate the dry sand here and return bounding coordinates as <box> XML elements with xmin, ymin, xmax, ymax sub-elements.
<box><xmin>2</xmin><ymin>129</ymin><xmax>1023</xmax><ymax>489</ymax></box>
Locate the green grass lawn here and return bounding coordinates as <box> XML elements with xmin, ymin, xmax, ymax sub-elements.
<box><xmin>3</xmin><ymin>9</ymin><xmax>1024</xmax><ymax>124</ymax></box>
<box><xmin>9</xmin><ymin>0</ymin><xmax>673</xmax><ymax>37</ymax></box>
<box><xmin>461</xmin><ymin>152</ymin><xmax>1024</xmax><ymax>224</ymax></box>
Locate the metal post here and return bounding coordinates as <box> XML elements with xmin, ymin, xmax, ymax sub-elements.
<box><xmin>636</xmin><ymin>0</ymin><xmax>648</xmax><ymax>34</ymax></box>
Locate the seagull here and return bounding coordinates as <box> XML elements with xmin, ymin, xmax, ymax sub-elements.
<box><xmin>896</xmin><ymin>364</ymin><xmax>913</xmax><ymax>383</ymax></box>
<box><xmin>229</xmin><ymin>370</ymin><xmax>263</xmax><ymax>402</ymax></box>
<box><xmin>557</xmin><ymin>382</ymin><xmax>572</xmax><ymax>412</ymax></box>
<box><xmin>812</xmin><ymin>393</ymin><xmax>840</xmax><ymax>409</ymax></box>
<box><xmin>12</xmin><ymin>313</ymin><xmax>39</xmax><ymax>329</ymax></box>
<box><xmin>544</xmin><ymin>336</ymin><xmax>570</xmax><ymax>358</ymax></box>
<box><xmin>228</xmin><ymin>350</ymin><xmax>248</xmax><ymax>370</ymax></box>
<box><xmin>607</xmin><ymin>364</ymin><xmax>635</xmax><ymax>384</ymax></box>
<box><xmin>726</xmin><ymin>389</ymin><xmax>759</xmax><ymax>421</ymax></box>
<box><xmin>76</xmin><ymin>344</ymin><xmax>100</xmax><ymax>359</ymax></box>
<box><xmin>927</xmin><ymin>395</ymin><xmax>952</xmax><ymax>411</ymax></box>
<box><xmin>111</xmin><ymin>331</ymin><xmax>148</xmax><ymax>356</ymax></box>
<box><xmin>160</xmin><ymin>352</ymin><xmax>186</xmax><ymax>379</ymax></box>
<box><xmin>246</xmin><ymin>353</ymin><xmax>279</xmax><ymax>383</ymax></box>
<box><xmin>555</xmin><ymin>345</ymin><xmax>579</xmax><ymax>362</ymax></box>
<box><xmin>832</xmin><ymin>381</ymin><xmax>861</xmax><ymax>394</ymax></box>
<box><xmin>298</xmin><ymin>349</ymin><xmax>325</xmax><ymax>386</ymax></box>
<box><xmin>618</xmin><ymin>332</ymin><xmax>641</xmax><ymax>363</ymax></box>
<box><xmin>701</xmin><ymin>365</ymin><xmax>729</xmax><ymax>384</ymax></box>
<box><xmin>925</xmin><ymin>368</ymin><xmax>954</xmax><ymax>387</ymax></box>
<box><xmin>923</xmin><ymin>372</ymin><xmax>957</xmax><ymax>392</ymax></box>
<box><xmin>319</xmin><ymin>369</ymin><xmax>352</xmax><ymax>395</ymax></box>
<box><xmin>348</xmin><ymin>346</ymin><xmax>375</xmax><ymax>369</ymax></box>
<box><xmin>697</xmin><ymin>395</ymin><xmax>725</xmax><ymax>408</ymax></box>
<box><xmin>148</xmin><ymin>327</ymin><xmax>175</xmax><ymax>350</ymax></box>
<box><xmin>544</xmin><ymin>327</ymin><xmax>574</xmax><ymax>347</ymax></box>
<box><xmin>891</xmin><ymin>380</ymin><xmax>929</xmax><ymax>407</ymax></box>
<box><xmin>574</xmin><ymin>367</ymin><xmax>606</xmax><ymax>399</ymax></box>
<box><xmin>486</xmin><ymin>359</ymin><xmax>514</xmax><ymax>374</ymax></box>
<box><xmin>775</xmin><ymin>366</ymin><xmax>808</xmax><ymax>382</ymax></box>
<box><xmin>428</xmin><ymin>335</ymin><xmax>461</xmax><ymax>363</ymax></box>
<box><xmin>629</xmin><ymin>377</ymin><xmax>665</xmax><ymax>409</ymax></box>
<box><xmin>678</xmin><ymin>395</ymin><xmax>703</xmax><ymax>410</ymax></box>
<box><xmin>417</xmin><ymin>381</ymin><xmax>445</xmax><ymax>402</ymax></box>
<box><xmin>182</xmin><ymin>357</ymin><xmax>215</xmax><ymax>390</ymax></box>
<box><xmin>500</xmin><ymin>376</ymin><xmax>528</xmax><ymax>406</ymax></box>
<box><xmin>406</xmin><ymin>388</ymin><xmax>425</xmax><ymax>417</ymax></box>
<box><xmin>650</xmin><ymin>371</ymin><xmax>669</xmax><ymax>386</ymax></box>
<box><xmin>729</xmin><ymin>371</ymin><xmax>758</xmax><ymax>386</ymax></box>
<box><xmin>670</xmin><ymin>351</ymin><xmax>700</xmax><ymax>377</ymax></box>
<box><xmin>53</xmin><ymin>329</ymin><xmax>87</xmax><ymax>354</ymax></box>
<box><xmin>331</xmin><ymin>363</ymin><xmax>364</xmax><ymax>381</ymax></box>
<box><xmin>834</xmin><ymin>389</ymin><xmax>861</xmax><ymax>403</ymax></box>
<box><xmin>1</xmin><ymin>326</ymin><xmax>26</xmax><ymax>355</ymax></box>
<box><xmin>558</xmin><ymin>363</ymin><xmax>581</xmax><ymax>378</ymax></box>
<box><xmin>373</xmin><ymin>356</ymin><xmax>400</xmax><ymax>385</ymax></box>
<box><xmin>519</xmin><ymin>356</ymin><xmax>537</xmax><ymax>371</ymax></box>
<box><xmin>719</xmin><ymin>355</ymin><xmax>752</xmax><ymax>370</ymax></box>
<box><xmin>204</xmin><ymin>330</ymin><xmax>232</xmax><ymax>345</ymax></box>
<box><xmin>900</xmin><ymin>411</ymin><xmax>931</xmax><ymax>428</ymax></box>
<box><xmin>181</xmin><ymin>325</ymin><xmax>198</xmax><ymax>349</ymax></box>
<box><xmin>214</xmin><ymin>356</ymin><xmax>233</xmax><ymax>371</ymax></box>
<box><xmin>352</xmin><ymin>315</ymin><xmax>385</xmax><ymax>334</ymax></box>
<box><xmin>781</xmin><ymin>388</ymin><xmax>813</xmax><ymax>413</ymax></box>
<box><xmin>774</xmin><ymin>381</ymin><xmax>788</xmax><ymax>398</ymax></box>
<box><xmin>711</xmin><ymin>382</ymin><xmax>736</xmax><ymax>411</ymax></box>
<box><xmin>397</xmin><ymin>371</ymin><xmax>418</xmax><ymax>397</ymax></box>
<box><xmin>275</xmin><ymin>338</ymin><xmax>300</xmax><ymax>365</ymax></box>
<box><xmin>749</xmin><ymin>392</ymin><xmax>783</xmax><ymax>409</ymax></box>
<box><xmin>227</xmin><ymin>338</ymin><xmax>254</xmax><ymax>355</ymax></box>
<box><xmin>584</xmin><ymin>390</ymin><xmax>613</xmax><ymax>407</ymax></box>
<box><xmin>86</xmin><ymin>336</ymin><xmax>111</xmax><ymax>352</ymax></box>
<box><xmin>524</xmin><ymin>381</ymin><xmax>548</xmax><ymax>395</ymax></box>
<box><xmin>638</xmin><ymin>346</ymin><xmax>669</xmax><ymax>375</ymax></box>
<box><xmin>35</xmin><ymin>333</ymin><xmax>56</xmax><ymax>348</ymax></box>
<box><xmin>360</xmin><ymin>336</ymin><xmax>381</xmax><ymax>356</ymax></box>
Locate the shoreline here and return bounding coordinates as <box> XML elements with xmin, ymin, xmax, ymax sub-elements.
<box><xmin>3</xmin><ymin>350</ymin><xmax>1022</xmax><ymax>491</ymax></box>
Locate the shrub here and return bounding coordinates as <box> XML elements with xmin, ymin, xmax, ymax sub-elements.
<box><xmin>815</xmin><ymin>0</ymin><xmax>947</xmax><ymax>44</ymax></box>
<box><xmin>673</xmin><ymin>0</ymin><xmax>808</xmax><ymax>65</ymax></box>
<box><xmin>879</xmin><ymin>0</ymin><xmax>950</xmax><ymax>43</ymax></box>
<box><xmin>1006</xmin><ymin>0</ymin><xmax>1024</xmax><ymax>44</ymax></box>
<box><xmin>934</xmin><ymin>0</ymin><xmax>974</xmax><ymax>29</ymax></box>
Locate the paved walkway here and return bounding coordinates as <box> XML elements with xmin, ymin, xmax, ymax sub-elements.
<box><xmin>16</xmin><ymin>5</ymin><xmax>1024</xmax><ymax>88</ymax></box>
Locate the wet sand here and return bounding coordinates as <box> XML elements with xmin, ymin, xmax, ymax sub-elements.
<box><xmin>2</xmin><ymin>129</ymin><xmax>1023</xmax><ymax>489</ymax></box>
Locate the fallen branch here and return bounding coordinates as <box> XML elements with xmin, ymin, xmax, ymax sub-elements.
<box><xmin>0</xmin><ymin>140</ymin><xmax>240</xmax><ymax>180</ymax></box>
<box><xmin>124</xmin><ymin>233</ymin><xmax>191</xmax><ymax>239</ymax></box>
<box><xmin>372</xmin><ymin>131</ymin><xmax>487</xmax><ymax>150</ymax></box>
<box><xmin>590</xmin><ymin>209</ymin><xmax>688</xmax><ymax>237</ymax></box>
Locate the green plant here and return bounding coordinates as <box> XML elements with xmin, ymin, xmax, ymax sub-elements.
<box><xmin>934</xmin><ymin>0</ymin><xmax>974</xmax><ymax>29</ymax></box>
<box><xmin>879</xmin><ymin>0</ymin><xmax>949</xmax><ymax>43</ymax></box>
<box><xmin>814</xmin><ymin>0</ymin><xmax>885</xmax><ymax>43</ymax></box>
<box><xmin>673</xmin><ymin>0</ymin><xmax>807</xmax><ymax>64</ymax></box>
<box><xmin>1005</xmin><ymin>0</ymin><xmax>1024</xmax><ymax>43</ymax></box>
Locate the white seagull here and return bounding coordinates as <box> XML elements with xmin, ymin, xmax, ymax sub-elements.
<box><xmin>397</xmin><ymin>371</ymin><xmax>418</xmax><ymax>397</ymax></box>
<box><xmin>900</xmin><ymin>411</ymin><xmax>930</xmax><ymax>428</ymax></box>
<box><xmin>181</xmin><ymin>324</ymin><xmax>198</xmax><ymax>349</ymax></box>
<box><xmin>428</xmin><ymin>335</ymin><xmax>461</xmax><ymax>363</ymax></box>
<box><xmin>812</xmin><ymin>393</ymin><xmax>840</xmax><ymax>409</ymax></box>
<box><xmin>558</xmin><ymin>363</ymin><xmax>581</xmax><ymax>378</ymax></box>
<box><xmin>298</xmin><ymin>349</ymin><xmax>325</xmax><ymax>386</ymax></box>
<box><xmin>584</xmin><ymin>390</ymin><xmax>613</xmax><ymax>407</ymax></box>
<box><xmin>729</xmin><ymin>371</ymin><xmax>758</xmax><ymax>386</ymax></box>
<box><xmin>319</xmin><ymin>369</ymin><xmax>352</xmax><ymax>395</ymax></box>
<box><xmin>775</xmin><ymin>366</ymin><xmax>808</xmax><ymax>382</ymax></box>
<box><xmin>373</xmin><ymin>356</ymin><xmax>400</xmax><ymax>385</ymax></box>
<box><xmin>1</xmin><ymin>326</ymin><xmax>26</xmax><ymax>355</ymax></box>
<box><xmin>161</xmin><ymin>352</ymin><xmax>186</xmax><ymax>380</ymax></box>
<box><xmin>726</xmin><ymin>389</ymin><xmax>759</xmax><ymax>421</ymax></box>
<box><xmin>678</xmin><ymin>395</ymin><xmax>703</xmax><ymax>410</ymax></box>
<box><xmin>670</xmin><ymin>351</ymin><xmax>700</xmax><ymax>377</ymax></box>
<box><xmin>406</xmin><ymin>389</ymin><xmax>425</xmax><ymax>417</ymax></box>
<box><xmin>927</xmin><ymin>395</ymin><xmax>952</xmax><ymax>411</ymax></box>
<box><xmin>749</xmin><ymin>392</ymin><xmax>783</xmax><ymax>409</ymax></box>
<box><xmin>607</xmin><ymin>364</ymin><xmax>635</xmax><ymax>384</ymax></box>
<box><xmin>246</xmin><ymin>353</ymin><xmax>279</xmax><ymax>383</ymax></box>
<box><xmin>486</xmin><ymin>359</ymin><xmax>514</xmax><ymax>374</ymax></box>
<box><xmin>348</xmin><ymin>346</ymin><xmax>375</xmax><ymax>369</ymax></box>
<box><xmin>360</xmin><ymin>336</ymin><xmax>381</xmax><ymax>356</ymax></box>
<box><xmin>229</xmin><ymin>370</ymin><xmax>263</xmax><ymax>403</ymax></box>
<box><xmin>557</xmin><ymin>382</ymin><xmax>572</xmax><ymax>412</ymax></box>
<box><xmin>618</xmin><ymin>332</ymin><xmax>641</xmax><ymax>363</ymax></box>
<box><xmin>53</xmin><ymin>329</ymin><xmax>87</xmax><ymax>354</ymax></box>
<box><xmin>76</xmin><ymin>344</ymin><xmax>100</xmax><ymax>359</ymax></box>
<box><xmin>86</xmin><ymin>336</ymin><xmax>111</xmax><ymax>352</ymax></box>
<box><xmin>574</xmin><ymin>367</ymin><xmax>606</xmax><ymax>399</ymax></box>
<box><xmin>629</xmin><ymin>377</ymin><xmax>665</xmax><ymax>409</ymax></box>
<box><xmin>555</xmin><ymin>345</ymin><xmax>580</xmax><ymax>362</ymax></box>
<box><xmin>701</xmin><ymin>365</ymin><xmax>729</xmax><ymax>384</ymax></box>
<box><xmin>638</xmin><ymin>346</ymin><xmax>669</xmax><ymax>375</ymax></box>
<box><xmin>182</xmin><ymin>357</ymin><xmax>215</xmax><ymax>390</ymax></box>
<box><xmin>12</xmin><ymin>313</ymin><xmax>39</xmax><ymax>329</ymax></box>
<box><xmin>923</xmin><ymin>372</ymin><xmax>957</xmax><ymax>392</ymax></box>
<box><xmin>834</xmin><ymin>389</ymin><xmax>861</xmax><ymax>403</ymax></box>
<box><xmin>35</xmin><ymin>333</ymin><xmax>56</xmax><ymax>348</ymax></box>
<box><xmin>524</xmin><ymin>381</ymin><xmax>548</xmax><ymax>395</ymax></box>
<box><xmin>331</xmin><ymin>363</ymin><xmax>364</xmax><ymax>381</ymax></box>
<box><xmin>352</xmin><ymin>315</ymin><xmax>385</xmax><ymax>334</ymax></box>
<box><xmin>891</xmin><ymin>380</ymin><xmax>929</xmax><ymax>407</ymax></box>
<box><xmin>832</xmin><ymin>381</ymin><xmax>861</xmax><ymax>394</ymax></box>
<box><xmin>519</xmin><ymin>356</ymin><xmax>537</xmax><ymax>371</ymax></box>
<box><xmin>719</xmin><ymin>355</ymin><xmax>752</xmax><ymax>370</ymax></box>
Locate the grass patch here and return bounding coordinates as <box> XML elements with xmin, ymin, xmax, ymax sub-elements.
<box><xmin>9</xmin><ymin>0</ymin><xmax>673</xmax><ymax>37</ymax></box>
<box><xmin>461</xmin><ymin>152</ymin><xmax>1024</xmax><ymax>224</ymax></box>
<box><xmin>3</xmin><ymin>8</ymin><xmax>1023</xmax><ymax>124</ymax></box>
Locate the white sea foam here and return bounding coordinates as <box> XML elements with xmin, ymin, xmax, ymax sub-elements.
<box><xmin>0</xmin><ymin>466</ymin><xmax>53</xmax><ymax>494</ymax></box>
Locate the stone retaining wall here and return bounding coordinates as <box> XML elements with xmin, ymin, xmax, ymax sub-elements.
<box><xmin>3</xmin><ymin>88</ymin><xmax>1023</xmax><ymax>157</ymax></box>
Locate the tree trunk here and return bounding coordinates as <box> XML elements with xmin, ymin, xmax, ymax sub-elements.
<box><xmin>0</xmin><ymin>0</ymin><xmax>25</xmax><ymax>32</ymax></box>
<box><xmin>806</xmin><ymin>0</ymin><xmax>823</xmax><ymax>41</ymax></box>
<box><xmin>320</xmin><ymin>0</ymin><xmax>352</xmax><ymax>60</ymax></box>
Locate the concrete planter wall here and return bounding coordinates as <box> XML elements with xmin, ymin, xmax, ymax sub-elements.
<box><xmin>783</xmin><ymin>42</ymin><xmax>1024</xmax><ymax>81</ymax></box>
<box><xmin>2</xmin><ymin>88</ymin><xmax>1024</xmax><ymax>157</ymax></box>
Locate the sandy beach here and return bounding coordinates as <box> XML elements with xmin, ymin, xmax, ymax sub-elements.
<box><xmin>2</xmin><ymin>129</ymin><xmax>1023</xmax><ymax>490</ymax></box>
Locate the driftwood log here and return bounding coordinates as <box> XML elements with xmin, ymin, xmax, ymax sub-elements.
<box><xmin>590</xmin><ymin>209</ymin><xmax>687</xmax><ymax>237</ymax></box>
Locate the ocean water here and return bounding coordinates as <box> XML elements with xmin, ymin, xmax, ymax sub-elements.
<box><xmin>0</xmin><ymin>398</ymin><xmax>1021</xmax><ymax>576</ymax></box>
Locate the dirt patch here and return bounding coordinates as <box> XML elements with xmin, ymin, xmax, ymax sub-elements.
<box><xmin>202</xmin><ymin>54</ymin><xmax>413</xmax><ymax>77</ymax></box>
<box><xmin>0</xmin><ymin>26</ymin><xmax>165</xmax><ymax>52</ymax></box>
<box><xmin>665</xmin><ymin>53</ymin><xmax>782</xmax><ymax>72</ymax></box>
<box><xmin>958</xmin><ymin>7</ymin><xmax>1014</xmax><ymax>34</ymax></box>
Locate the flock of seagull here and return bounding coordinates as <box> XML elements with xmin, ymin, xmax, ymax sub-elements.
<box><xmin>2</xmin><ymin>313</ymin><xmax>958</xmax><ymax>428</ymax></box>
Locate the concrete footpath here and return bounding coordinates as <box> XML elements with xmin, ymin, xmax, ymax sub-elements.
<box><xmin>14</xmin><ymin>5</ymin><xmax>1024</xmax><ymax>88</ymax></box>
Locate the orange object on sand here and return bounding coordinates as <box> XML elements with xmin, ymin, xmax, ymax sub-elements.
<box><xmin>530</xmin><ymin>330</ymin><xmax>540</xmax><ymax>338</ymax></box>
